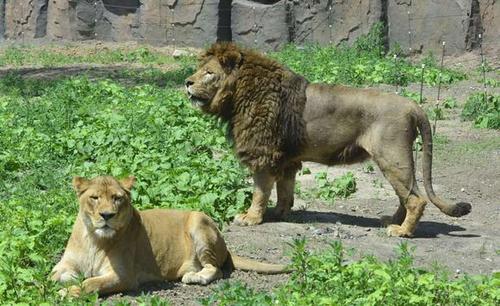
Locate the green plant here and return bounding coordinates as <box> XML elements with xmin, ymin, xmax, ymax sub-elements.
<box><xmin>362</xmin><ymin>162</ymin><xmax>375</xmax><ymax>173</ymax></box>
<box><xmin>308</xmin><ymin>172</ymin><xmax>357</xmax><ymax>202</ymax></box>
<box><xmin>399</xmin><ymin>88</ymin><xmax>426</xmax><ymax>104</ymax></box>
<box><xmin>461</xmin><ymin>92</ymin><xmax>500</xmax><ymax>129</ymax></box>
<box><xmin>428</xmin><ymin>105</ymin><xmax>445</xmax><ymax>120</ymax></box>
<box><xmin>442</xmin><ymin>97</ymin><xmax>458</xmax><ymax>109</ymax></box>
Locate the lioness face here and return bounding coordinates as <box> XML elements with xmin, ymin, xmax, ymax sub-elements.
<box><xmin>185</xmin><ymin>57</ymin><xmax>227</xmax><ymax>109</ymax></box>
<box><xmin>73</xmin><ymin>176</ymin><xmax>135</xmax><ymax>239</ymax></box>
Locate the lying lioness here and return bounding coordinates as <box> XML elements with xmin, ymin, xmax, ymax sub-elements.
<box><xmin>51</xmin><ymin>175</ymin><xmax>286</xmax><ymax>296</ymax></box>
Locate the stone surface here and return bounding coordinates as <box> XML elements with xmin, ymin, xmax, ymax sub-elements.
<box><xmin>387</xmin><ymin>0</ymin><xmax>474</xmax><ymax>55</ymax></box>
<box><xmin>0</xmin><ymin>0</ymin><xmax>5</xmax><ymax>41</ymax></box>
<box><xmin>288</xmin><ymin>0</ymin><xmax>383</xmax><ymax>46</ymax></box>
<box><xmin>478</xmin><ymin>0</ymin><xmax>499</xmax><ymax>53</ymax></box>
<box><xmin>4</xmin><ymin>0</ymin><xmax>49</xmax><ymax>40</ymax></box>
<box><xmin>232</xmin><ymin>0</ymin><xmax>289</xmax><ymax>50</ymax></box>
<box><xmin>0</xmin><ymin>0</ymin><xmax>498</xmax><ymax>55</ymax></box>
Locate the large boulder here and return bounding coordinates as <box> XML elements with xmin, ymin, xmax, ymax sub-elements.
<box><xmin>3</xmin><ymin>0</ymin><xmax>48</xmax><ymax>40</ymax></box>
<box><xmin>478</xmin><ymin>0</ymin><xmax>499</xmax><ymax>53</ymax></box>
<box><xmin>288</xmin><ymin>0</ymin><xmax>383</xmax><ymax>46</ymax></box>
<box><xmin>231</xmin><ymin>0</ymin><xmax>289</xmax><ymax>51</ymax></box>
<box><xmin>387</xmin><ymin>0</ymin><xmax>474</xmax><ymax>55</ymax></box>
<box><xmin>0</xmin><ymin>0</ymin><xmax>5</xmax><ymax>40</ymax></box>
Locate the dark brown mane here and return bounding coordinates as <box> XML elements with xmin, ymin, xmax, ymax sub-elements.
<box><xmin>205</xmin><ymin>42</ymin><xmax>309</xmax><ymax>176</ymax></box>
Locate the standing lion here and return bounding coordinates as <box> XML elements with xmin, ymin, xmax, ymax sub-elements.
<box><xmin>185</xmin><ymin>42</ymin><xmax>471</xmax><ymax>237</ymax></box>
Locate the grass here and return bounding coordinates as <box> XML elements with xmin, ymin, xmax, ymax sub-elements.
<box><xmin>461</xmin><ymin>92</ymin><xmax>500</xmax><ymax>129</ymax></box>
<box><xmin>203</xmin><ymin>240</ymin><xmax>500</xmax><ymax>305</ymax></box>
<box><xmin>0</xmin><ymin>44</ymin><xmax>184</xmax><ymax>67</ymax></box>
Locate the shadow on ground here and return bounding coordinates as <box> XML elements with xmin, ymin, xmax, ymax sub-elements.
<box><xmin>263</xmin><ymin>208</ymin><xmax>479</xmax><ymax>239</ymax></box>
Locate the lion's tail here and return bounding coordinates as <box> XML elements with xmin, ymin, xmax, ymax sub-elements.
<box><xmin>228</xmin><ymin>252</ymin><xmax>289</xmax><ymax>274</ymax></box>
<box><xmin>415</xmin><ymin>108</ymin><xmax>471</xmax><ymax>217</ymax></box>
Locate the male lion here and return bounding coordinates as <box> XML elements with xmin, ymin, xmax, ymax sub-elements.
<box><xmin>185</xmin><ymin>42</ymin><xmax>471</xmax><ymax>237</ymax></box>
<box><xmin>51</xmin><ymin>175</ymin><xmax>286</xmax><ymax>296</ymax></box>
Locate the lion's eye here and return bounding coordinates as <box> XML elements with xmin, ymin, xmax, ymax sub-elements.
<box><xmin>89</xmin><ymin>196</ymin><xmax>99</xmax><ymax>202</ymax></box>
<box><xmin>113</xmin><ymin>195</ymin><xmax>123</xmax><ymax>203</ymax></box>
<box><xmin>206</xmin><ymin>70</ymin><xmax>213</xmax><ymax>75</ymax></box>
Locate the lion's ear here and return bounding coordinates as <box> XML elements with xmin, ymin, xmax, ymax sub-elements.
<box><xmin>72</xmin><ymin>176</ymin><xmax>89</xmax><ymax>193</ymax></box>
<box><xmin>219</xmin><ymin>50</ymin><xmax>242</xmax><ymax>72</ymax></box>
<box><xmin>120</xmin><ymin>176</ymin><xmax>136</xmax><ymax>191</ymax></box>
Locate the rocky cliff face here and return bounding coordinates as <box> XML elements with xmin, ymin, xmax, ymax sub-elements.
<box><xmin>0</xmin><ymin>0</ymin><xmax>497</xmax><ymax>54</ymax></box>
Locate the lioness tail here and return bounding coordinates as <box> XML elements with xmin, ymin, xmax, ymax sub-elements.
<box><xmin>228</xmin><ymin>253</ymin><xmax>288</xmax><ymax>274</ymax></box>
<box><xmin>416</xmin><ymin>108</ymin><xmax>471</xmax><ymax>217</ymax></box>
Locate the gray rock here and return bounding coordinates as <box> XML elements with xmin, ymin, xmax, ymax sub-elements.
<box><xmin>387</xmin><ymin>0</ymin><xmax>474</xmax><ymax>54</ymax></box>
<box><xmin>4</xmin><ymin>0</ymin><xmax>48</xmax><ymax>40</ymax></box>
<box><xmin>288</xmin><ymin>0</ymin><xmax>383</xmax><ymax>46</ymax></box>
<box><xmin>172</xmin><ymin>49</ymin><xmax>191</xmax><ymax>58</ymax></box>
<box><xmin>232</xmin><ymin>0</ymin><xmax>289</xmax><ymax>51</ymax></box>
<box><xmin>478</xmin><ymin>0</ymin><xmax>500</xmax><ymax>53</ymax></box>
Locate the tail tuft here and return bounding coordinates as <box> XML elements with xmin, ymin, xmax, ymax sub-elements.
<box><xmin>450</xmin><ymin>202</ymin><xmax>472</xmax><ymax>217</ymax></box>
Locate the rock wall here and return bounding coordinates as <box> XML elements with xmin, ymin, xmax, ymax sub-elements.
<box><xmin>0</xmin><ymin>0</ymin><xmax>498</xmax><ymax>54</ymax></box>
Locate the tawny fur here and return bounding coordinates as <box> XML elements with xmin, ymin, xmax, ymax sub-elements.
<box><xmin>185</xmin><ymin>42</ymin><xmax>471</xmax><ymax>237</ymax></box>
<box><xmin>51</xmin><ymin>176</ymin><xmax>286</xmax><ymax>296</ymax></box>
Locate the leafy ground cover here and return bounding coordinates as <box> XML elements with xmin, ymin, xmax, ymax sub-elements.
<box><xmin>461</xmin><ymin>92</ymin><xmax>500</xmax><ymax>129</ymax></box>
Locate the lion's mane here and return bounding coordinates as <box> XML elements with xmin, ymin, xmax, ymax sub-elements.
<box><xmin>202</xmin><ymin>43</ymin><xmax>309</xmax><ymax>175</ymax></box>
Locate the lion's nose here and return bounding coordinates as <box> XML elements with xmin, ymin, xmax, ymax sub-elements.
<box><xmin>100</xmin><ymin>212</ymin><xmax>116</xmax><ymax>221</ymax></box>
<box><xmin>185</xmin><ymin>80</ymin><xmax>194</xmax><ymax>87</ymax></box>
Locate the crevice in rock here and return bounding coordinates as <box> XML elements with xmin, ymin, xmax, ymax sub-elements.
<box><xmin>0</xmin><ymin>0</ymin><xmax>5</xmax><ymax>40</ymax></box>
<box><xmin>380</xmin><ymin>0</ymin><xmax>389</xmax><ymax>52</ymax></box>
<box><xmin>285</xmin><ymin>0</ymin><xmax>294</xmax><ymax>42</ymax></box>
<box><xmin>465</xmin><ymin>0</ymin><xmax>482</xmax><ymax>50</ymax></box>
<box><xmin>102</xmin><ymin>0</ymin><xmax>140</xmax><ymax>16</ymax></box>
<box><xmin>34</xmin><ymin>0</ymin><xmax>48</xmax><ymax>38</ymax></box>
<box><xmin>217</xmin><ymin>0</ymin><xmax>232</xmax><ymax>41</ymax></box>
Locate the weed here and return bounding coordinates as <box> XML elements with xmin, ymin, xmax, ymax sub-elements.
<box><xmin>399</xmin><ymin>88</ymin><xmax>426</xmax><ymax>104</ymax></box>
<box><xmin>461</xmin><ymin>92</ymin><xmax>500</xmax><ymax>129</ymax></box>
<box><xmin>362</xmin><ymin>162</ymin><xmax>375</xmax><ymax>173</ymax></box>
<box><xmin>442</xmin><ymin>97</ymin><xmax>458</xmax><ymax>109</ymax></box>
<box><xmin>305</xmin><ymin>172</ymin><xmax>357</xmax><ymax>202</ymax></box>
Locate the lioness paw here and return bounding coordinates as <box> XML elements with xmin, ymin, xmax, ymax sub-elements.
<box><xmin>386</xmin><ymin>225</ymin><xmax>413</xmax><ymax>238</ymax></box>
<box><xmin>233</xmin><ymin>213</ymin><xmax>263</xmax><ymax>226</ymax></box>
<box><xmin>59</xmin><ymin>285</ymin><xmax>81</xmax><ymax>298</ymax></box>
<box><xmin>182</xmin><ymin>272</ymin><xmax>210</xmax><ymax>285</ymax></box>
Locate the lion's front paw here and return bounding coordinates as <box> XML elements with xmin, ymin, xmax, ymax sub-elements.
<box><xmin>233</xmin><ymin>213</ymin><xmax>263</xmax><ymax>226</ymax></box>
<box><xmin>386</xmin><ymin>224</ymin><xmax>413</xmax><ymax>238</ymax></box>
<box><xmin>59</xmin><ymin>285</ymin><xmax>81</xmax><ymax>298</ymax></box>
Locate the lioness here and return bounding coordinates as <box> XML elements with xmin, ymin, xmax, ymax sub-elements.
<box><xmin>51</xmin><ymin>175</ymin><xmax>286</xmax><ymax>296</ymax></box>
<box><xmin>185</xmin><ymin>42</ymin><xmax>471</xmax><ymax>237</ymax></box>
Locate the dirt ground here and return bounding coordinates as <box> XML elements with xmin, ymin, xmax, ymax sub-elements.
<box><xmin>2</xmin><ymin>43</ymin><xmax>498</xmax><ymax>305</ymax></box>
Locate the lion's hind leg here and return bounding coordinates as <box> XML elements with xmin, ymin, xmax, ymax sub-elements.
<box><xmin>380</xmin><ymin>202</ymin><xmax>406</xmax><ymax>227</ymax></box>
<box><xmin>181</xmin><ymin>213</ymin><xmax>227</xmax><ymax>285</ymax></box>
<box><xmin>370</xmin><ymin>136</ymin><xmax>426</xmax><ymax>237</ymax></box>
